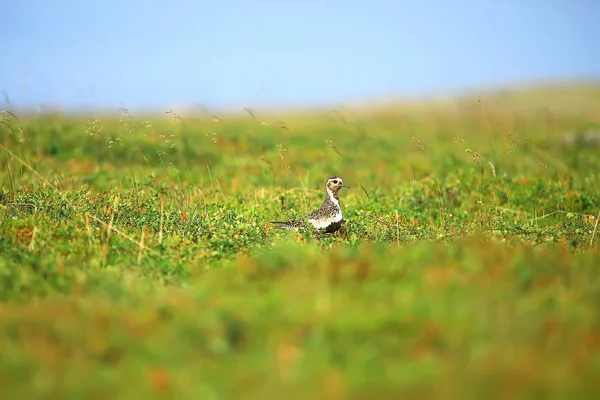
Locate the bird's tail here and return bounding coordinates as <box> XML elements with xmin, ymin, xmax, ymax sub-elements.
<box><xmin>270</xmin><ymin>220</ymin><xmax>305</xmax><ymax>230</ymax></box>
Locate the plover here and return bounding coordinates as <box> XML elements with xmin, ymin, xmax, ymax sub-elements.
<box><xmin>271</xmin><ymin>176</ymin><xmax>350</xmax><ymax>234</ymax></box>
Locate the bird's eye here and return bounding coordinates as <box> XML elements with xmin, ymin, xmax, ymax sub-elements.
<box><xmin>333</xmin><ymin>180</ymin><xmax>338</xmax><ymax>184</ymax></box>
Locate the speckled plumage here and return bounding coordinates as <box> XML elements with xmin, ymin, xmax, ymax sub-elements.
<box><xmin>271</xmin><ymin>176</ymin><xmax>350</xmax><ymax>234</ymax></box>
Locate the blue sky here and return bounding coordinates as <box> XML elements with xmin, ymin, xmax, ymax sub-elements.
<box><xmin>3</xmin><ymin>0</ymin><xmax>599</xmax><ymax>112</ymax></box>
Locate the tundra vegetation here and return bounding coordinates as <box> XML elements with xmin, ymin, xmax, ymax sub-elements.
<box><xmin>1</xmin><ymin>83</ymin><xmax>600</xmax><ymax>398</ymax></box>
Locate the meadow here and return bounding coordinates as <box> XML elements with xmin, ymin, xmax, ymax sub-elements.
<box><xmin>1</xmin><ymin>83</ymin><xmax>600</xmax><ymax>399</ymax></box>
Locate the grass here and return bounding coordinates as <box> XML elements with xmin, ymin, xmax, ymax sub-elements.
<box><xmin>1</xmin><ymin>82</ymin><xmax>600</xmax><ymax>398</ymax></box>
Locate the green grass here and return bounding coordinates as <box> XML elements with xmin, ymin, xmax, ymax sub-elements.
<box><xmin>1</xmin><ymin>83</ymin><xmax>600</xmax><ymax>398</ymax></box>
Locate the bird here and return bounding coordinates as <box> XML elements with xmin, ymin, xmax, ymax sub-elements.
<box><xmin>271</xmin><ymin>176</ymin><xmax>350</xmax><ymax>234</ymax></box>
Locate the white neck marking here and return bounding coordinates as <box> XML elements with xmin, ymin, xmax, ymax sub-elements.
<box><xmin>327</xmin><ymin>190</ymin><xmax>340</xmax><ymax>207</ymax></box>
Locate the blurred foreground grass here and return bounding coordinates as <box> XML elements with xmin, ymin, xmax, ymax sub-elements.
<box><xmin>1</xmin><ymin>83</ymin><xmax>600</xmax><ymax>398</ymax></box>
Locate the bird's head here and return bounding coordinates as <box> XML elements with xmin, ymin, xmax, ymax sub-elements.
<box><xmin>326</xmin><ymin>176</ymin><xmax>350</xmax><ymax>194</ymax></box>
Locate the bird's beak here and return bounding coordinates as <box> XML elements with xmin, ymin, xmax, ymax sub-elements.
<box><xmin>342</xmin><ymin>184</ymin><xmax>350</xmax><ymax>189</ymax></box>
